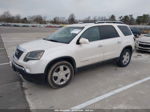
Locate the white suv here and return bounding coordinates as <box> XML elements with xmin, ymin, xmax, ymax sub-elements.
<box><xmin>11</xmin><ymin>22</ymin><xmax>135</xmax><ymax>88</ymax></box>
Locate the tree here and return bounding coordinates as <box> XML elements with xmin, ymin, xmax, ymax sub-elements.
<box><xmin>14</xmin><ymin>15</ymin><xmax>21</xmax><ymax>23</ymax></box>
<box><xmin>29</xmin><ymin>15</ymin><xmax>46</xmax><ymax>24</ymax></box>
<box><xmin>51</xmin><ymin>17</ymin><xmax>60</xmax><ymax>24</ymax></box>
<box><xmin>136</xmin><ymin>14</ymin><xmax>150</xmax><ymax>25</ymax></box>
<box><xmin>129</xmin><ymin>15</ymin><xmax>135</xmax><ymax>25</ymax></box>
<box><xmin>120</xmin><ymin>15</ymin><xmax>130</xmax><ymax>24</ymax></box>
<box><xmin>52</xmin><ymin>17</ymin><xmax>58</xmax><ymax>24</ymax></box>
<box><xmin>33</xmin><ymin>15</ymin><xmax>46</xmax><ymax>24</ymax></box>
<box><xmin>1</xmin><ymin>11</ymin><xmax>11</xmax><ymax>19</ymax></box>
<box><xmin>1</xmin><ymin>10</ymin><xmax>150</xmax><ymax>25</ymax></box>
<box><xmin>68</xmin><ymin>14</ymin><xmax>76</xmax><ymax>24</ymax></box>
<box><xmin>136</xmin><ymin>16</ymin><xmax>143</xmax><ymax>24</ymax></box>
<box><xmin>119</xmin><ymin>16</ymin><xmax>123</xmax><ymax>21</ymax></box>
<box><xmin>21</xmin><ymin>17</ymin><xmax>28</xmax><ymax>23</ymax></box>
<box><xmin>109</xmin><ymin>15</ymin><xmax>116</xmax><ymax>21</ymax></box>
<box><xmin>0</xmin><ymin>11</ymin><xmax>13</xmax><ymax>22</ymax></box>
<box><xmin>82</xmin><ymin>16</ymin><xmax>91</xmax><ymax>23</ymax></box>
<box><xmin>98</xmin><ymin>16</ymin><xmax>108</xmax><ymax>21</ymax></box>
<box><xmin>142</xmin><ymin>14</ymin><xmax>150</xmax><ymax>24</ymax></box>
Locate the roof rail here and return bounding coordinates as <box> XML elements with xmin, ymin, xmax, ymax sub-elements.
<box><xmin>95</xmin><ymin>21</ymin><xmax>124</xmax><ymax>24</ymax></box>
<box><xmin>78</xmin><ymin>22</ymin><xmax>94</xmax><ymax>24</ymax></box>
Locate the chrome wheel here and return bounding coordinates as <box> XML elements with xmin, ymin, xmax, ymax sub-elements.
<box><xmin>52</xmin><ymin>65</ymin><xmax>71</xmax><ymax>85</ymax></box>
<box><xmin>122</xmin><ymin>52</ymin><xmax>130</xmax><ymax>65</ymax></box>
<box><xmin>47</xmin><ymin>61</ymin><xmax>74</xmax><ymax>88</ymax></box>
<box><xmin>116</xmin><ymin>49</ymin><xmax>132</xmax><ymax>67</ymax></box>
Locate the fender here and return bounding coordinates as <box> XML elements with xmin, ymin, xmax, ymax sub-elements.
<box><xmin>44</xmin><ymin>56</ymin><xmax>76</xmax><ymax>75</ymax></box>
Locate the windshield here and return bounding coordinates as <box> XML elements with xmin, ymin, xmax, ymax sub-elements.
<box><xmin>144</xmin><ymin>34</ymin><xmax>150</xmax><ymax>37</ymax></box>
<box><xmin>44</xmin><ymin>27</ymin><xmax>84</xmax><ymax>43</ymax></box>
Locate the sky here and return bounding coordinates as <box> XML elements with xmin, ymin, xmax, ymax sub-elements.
<box><xmin>0</xmin><ymin>0</ymin><xmax>150</xmax><ymax>19</ymax></box>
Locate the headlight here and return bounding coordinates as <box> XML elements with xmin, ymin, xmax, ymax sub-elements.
<box><xmin>24</xmin><ymin>50</ymin><xmax>44</xmax><ymax>62</ymax></box>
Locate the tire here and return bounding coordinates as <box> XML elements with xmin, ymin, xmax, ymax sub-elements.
<box><xmin>47</xmin><ymin>61</ymin><xmax>74</xmax><ymax>88</ymax></box>
<box><xmin>116</xmin><ymin>49</ymin><xmax>132</xmax><ymax>67</ymax></box>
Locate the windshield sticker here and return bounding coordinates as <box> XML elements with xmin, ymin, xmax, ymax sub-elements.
<box><xmin>71</xmin><ymin>29</ymin><xmax>81</xmax><ymax>34</ymax></box>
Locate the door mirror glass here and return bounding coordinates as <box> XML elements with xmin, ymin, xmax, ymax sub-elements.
<box><xmin>79</xmin><ymin>38</ymin><xmax>90</xmax><ymax>44</ymax></box>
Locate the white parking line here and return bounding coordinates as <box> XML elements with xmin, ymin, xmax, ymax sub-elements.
<box><xmin>70</xmin><ymin>76</ymin><xmax>150</xmax><ymax>110</ymax></box>
<box><xmin>0</xmin><ymin>63</ymin><xmax>9</xmax><ymax>66</ymax></box>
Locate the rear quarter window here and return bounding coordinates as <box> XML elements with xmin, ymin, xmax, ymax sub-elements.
<box><xmin>118</xmin><ymin>26</ymin><xmax>132</xmax><ymax>36</ymax></box>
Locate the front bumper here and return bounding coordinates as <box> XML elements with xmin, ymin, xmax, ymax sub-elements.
<box><xmin>12</xmin><ymin>61</ymin><xmax>46</xmax><ymax>83</ymax></box>
<box><xmin>136</xmin><ymin>41</ymin><xmax>150</xmax><ymax>52</ymax></box>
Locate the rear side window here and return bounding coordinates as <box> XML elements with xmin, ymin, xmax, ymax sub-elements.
<box><xmin>118</xmin><ymin>26</ymin><xmax>132</xmax><ymax>36</ymax></box>
<box><xmin>99</xmin><ymin>25</ymin><xmax>119</xmax><ymax>40</ymax></box>
<box><xmin>81</xmin><ymin>26</ymin><xmax>100</xmax><ymax>42</ymax></box>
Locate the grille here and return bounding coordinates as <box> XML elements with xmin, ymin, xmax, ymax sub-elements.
<box><xmin>15</xmin><ymin>48</ymin><xmax>23</xmax><ymax>59</ymax></box>
<box><xmin>139</xmin><ymin>41</ymin><xmax>150</xmax><ymax>45</ymax></box>
<box><xmin>139</xmin><ymin>44</ymin><xmax>150</xmax><ymax>48</ymax></box>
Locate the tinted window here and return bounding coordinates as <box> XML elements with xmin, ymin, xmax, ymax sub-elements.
<box><xmin>81</xmin><ymin>26</ymin><xmax>100</xmax><ymax>42</ymax></box>
<box><xmin>99</xmin><ymin>25</ymin><xmax>119</xmax><ymax>39</ymax></box>
<box><xmin>118</xmin><ymin>26</ymin><xmax>132</xmax><ymax>36</ymax></box>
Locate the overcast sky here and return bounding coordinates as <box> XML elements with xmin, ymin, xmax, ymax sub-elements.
<box><xmin>0</xmin><ymin>0</ymin><xmax>150</xmax><ymax>19</ymax></box>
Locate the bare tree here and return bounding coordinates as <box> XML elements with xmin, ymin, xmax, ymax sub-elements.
<box><xmin>109</xmin><ymin>15</ymin><xmax>116</xmax><ymax>21</ymax></box>
<box><xmin>82</xmin><ymin>16</ymin><xmax>91</xmax><ymax>23</ymax></box>
<box><xmin>29</xmin><ymin>15</ymin><xmax>46</xmax><ymax>24</ymax></box>
<box><xmin>21</xmin><ymin>17</ymin><xmax>28</xmax><ymax>23</ymax></box>
<box><xmin>0</xmin><ymin>11</ymin><xmax>13</xmax><ymax>22</ymax></box>
<box><xmin>51</xmin><ymin>17</ymin><xmax>61</xmax><ymax>24</ymax></box>
<box><xmin>14</xmin><ymin>14</ymin><xmax>21</xmax><ymax>23</ymax></box>
<box><xmin>68</xmin><ymin>14</ymin><xmax>76</xmax><ymax>24</ymax></box>
<box><xmin>0</xmin><ymin>11</ymin><xmax>150</xmax><ymax>25</ymax></box>
<box><xmin>129</xmin><ymin>15</ymin><xmax>135</xmax><ymax>25</ymax></box>
<box><xmin>120</xmin><ymin>15</ymin><xmax>130</xmax><ymax>24</ymax></box>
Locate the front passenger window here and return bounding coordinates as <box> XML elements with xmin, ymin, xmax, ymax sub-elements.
<box><xmin>81</xmin><ymin>27</ymin><xmax>100</xmax><ymax>42</ymax></box>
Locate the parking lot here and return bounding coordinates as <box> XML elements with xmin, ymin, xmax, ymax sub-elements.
<box><xmin>1</xmin><ymin>27</ymin><xmax>150</xmax><ymax>110</ymax></box>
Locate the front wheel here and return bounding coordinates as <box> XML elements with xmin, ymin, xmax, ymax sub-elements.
<box><xmin>116</xmin><ymin>49</ymin><xmax>132</xmax><ymax>67</ymax></box>
<box><xmin>47</xmin><ymin>61</ymin><xmax>74</xmax><ymax>88</ymax></box>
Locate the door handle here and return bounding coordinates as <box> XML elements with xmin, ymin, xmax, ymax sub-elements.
<box><xmin>98</xmin><ymin>45</ymin><xmax>103</xmax><ymax>47</ymax></box>
<box><xmin>117</xmin><ymin>41</ymin><xmax>122</xmax><ymax>44</ymax></box>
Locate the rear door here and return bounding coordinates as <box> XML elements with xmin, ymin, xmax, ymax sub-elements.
<box><xmin>118</xmin><ymin>25</ymin><xmax>135</xmax><ymax>50</ymax></box>
<box><xmin>99</xmin><ymin>25</ymin><xmax>121</xmax><ymax>60</ymax></box>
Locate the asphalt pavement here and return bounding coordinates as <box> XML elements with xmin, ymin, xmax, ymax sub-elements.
<box><xmin>0</xmin><ymin>35</ymin><xmax>29</xmax><ymax>110</ymax></box>
<box><xmin>1</xmin><ymin>27</ymin><xmax>150</xmax><ymax>111</ymax></box>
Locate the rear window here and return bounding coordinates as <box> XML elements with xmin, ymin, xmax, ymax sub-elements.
<box><xmin>118</xmin><ymin>26</ymin><xmax>132</xmax><ymax>36</ymax></box>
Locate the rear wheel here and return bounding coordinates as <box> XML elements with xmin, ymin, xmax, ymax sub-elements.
<box><xmin>47</xmin><ymin>61</ymin><xmax>74</xmax><ymax>88</ymax></box>
<box><xmin>116</xmin><ymin>49</ymin><xmax>132</xmax><ymax>67</ymax></box>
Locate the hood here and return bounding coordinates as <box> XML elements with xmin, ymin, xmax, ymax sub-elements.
<box><xmin>138</xmin><ymin>36</ymin><xmax>150</xmax><ymax>43</ymax></box>
<box><xmin>19</xmin><ymin>39</ymin><xmax>65</xmax><ymax>52</ymax></box>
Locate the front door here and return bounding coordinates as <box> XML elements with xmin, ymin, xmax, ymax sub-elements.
<box><xmin>75</xmin><ymin>26</ymin><xmax>104</xmax><ymax>67</ymax></box>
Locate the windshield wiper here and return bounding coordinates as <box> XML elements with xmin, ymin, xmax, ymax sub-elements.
<box><xmin>43</xmin><ymin>38</ymin><xmax>60</xmax><ymax>43</ymax></box>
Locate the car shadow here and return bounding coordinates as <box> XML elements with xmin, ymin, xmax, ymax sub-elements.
<box><xmin>136</xmin><ymin>50</ymin><xmax>150</xmax><ymax>54</ymax></box>
<box><xmin>76</xmin><ymin>59</ymin><xmax>116</xmax><ymax>74</ymax></box>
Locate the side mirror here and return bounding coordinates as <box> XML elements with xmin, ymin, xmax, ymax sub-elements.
<box><xmin>79</xmin><ymin>38</ymin><xmax>89</xmax><ymax>44</ymax></box>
